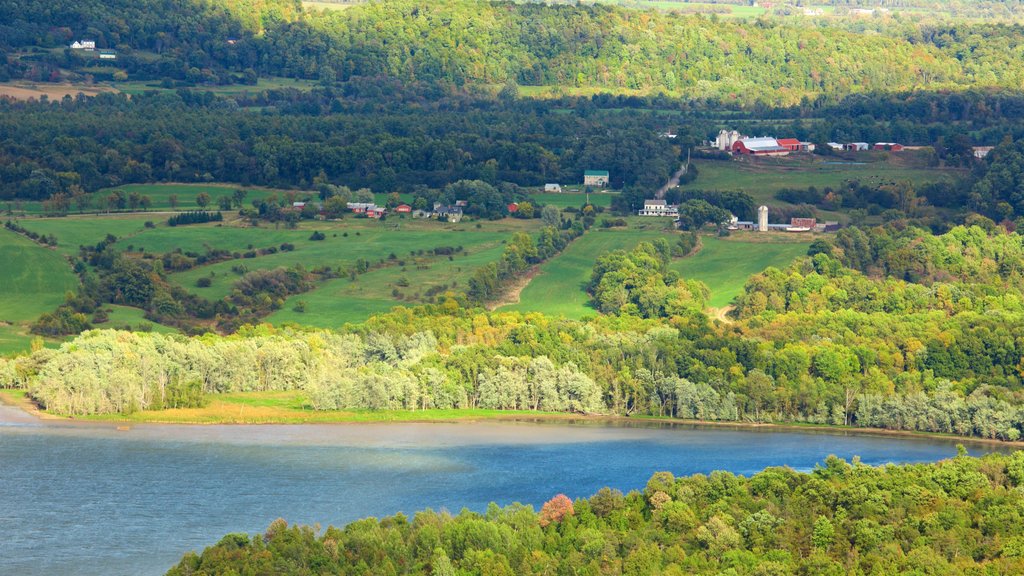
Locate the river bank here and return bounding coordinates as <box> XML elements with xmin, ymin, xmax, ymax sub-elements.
<box><xmin>2</xmin><ymin>387</ymin><xmax>1020</xmax><ymax>449</ymax></box>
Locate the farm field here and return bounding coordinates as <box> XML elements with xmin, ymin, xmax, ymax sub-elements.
<box><xmin>98</xmin><ymin>305</ymin><xmax>178</xmax><ymax>334</ymax></box>
<box><xmin>114</xmin><ymin>77</ymin><xmax>319</xmax><ymax>96</ymax></box>
<box><xmin>503</xmin><ymin>221</ymin><xmax>674</xmax><ymax>318</ymax></box>
<box><xmin>682</xmin><ymin>156</ymin><xmax>962</xmax><ymax>205</ymax></box>
<box><xmin>0</xmin><ymin>228</ymin><xmax>79</xmax><ymax>354</ymax></box>
<box><xmin>171</xmin><ymin>218</ymin><xmax>529</xmax><ymax>301</ymax></box>
<box><xmin>17</xmin><ymin>215</ymin><xmax>153</xmax><ymax>256</ymax></box>
<box><xmin>268</xmin><ymin>241</ymin><xmax>509</xmax><ymax>327</ymax></box>
<box><xmin>670</xmin><ymin>235</ymin><xmax>811</xmax><ymax>308</ymax></box>
<box><xmin>527</xmin><ymin>192</ymin><xmax>615</xmax><ymax>209</ymax></box>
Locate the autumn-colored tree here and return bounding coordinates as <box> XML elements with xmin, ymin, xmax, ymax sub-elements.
<box><xmin>538</xmin><ymin>494</ymin><xmax>574</xmax><ymax>527</ymax></box>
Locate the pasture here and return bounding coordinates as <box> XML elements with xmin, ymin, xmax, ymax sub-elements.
<box><xmin>503</xmin><ymin>221</ymin><xmax>674</xmax><ymax>318</ymax></box>
<box><xmin>269</xmin><ymin>241</ymin><xmax>509</xmax><ymax>327</ymax></box>
<box><xmin>682</xmin><ymin>156</ymin><xmax>961</xmax><ymax>205</ymax></box>
<box><xmin>170</xmin><ymin>218</ymin><xmax>529</xmax><ymax>301</ymax></box>
<box><xmin>0</xmin><ymin>228</ymin><xmax>79</xmax><ymax>354</ymax></box>
<box><xmin>670</xmin><ymin>235</ymin><xmax>811</xmax><ymax>308</ymax></box>
<box><xmin>527</xmin><ymin>192</ymin><xmax>615</xmax><ymax>209</ymax></box>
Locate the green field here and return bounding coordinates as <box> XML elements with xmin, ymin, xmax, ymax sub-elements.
<box><xmin>0</xmin><ymin>228</ymin><xmax>79</xmax><ymax>354</ymax></box>
<box><xmin>268</xmin><ymin>241</ymin><xmax>509</xmax><ymax>327</ymax></box>
<box><xmin>169</xmin><ymin>218</ymin><xmax>538</xmax><ymax>300</ymax></box>
<box><xmin>683</xmin><ymin>156</ymin><xmax>962</xmax><ymax>206</ymax></box>
<box><xmin>503</xmin><ymin>222</ymin><xmax>673</xmax><ymax>318</ymax></box>
<box><xmin>528</xmin><ymin>192</ymin><xmax>615</xmax><ymax>209</ymax></box>
<box><xmin>670</xmin><ymin>235</ymin><xmax>811</xmax><ymax>308</ymax></box>
<box><xmin>98</xmin><ymin>305</ymin><xmax>178</xmax><ymax>334</ymax></box>
<box><xmin>115</xmin><ymin>77</ymin><xmax>319</xmax><ymax>96</ymax></box>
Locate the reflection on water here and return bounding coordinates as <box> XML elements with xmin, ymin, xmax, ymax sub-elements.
<box><xmin>0</xmin><ymin>404</ymin><xmax>1008</xmax><ymax>576</ymax></box>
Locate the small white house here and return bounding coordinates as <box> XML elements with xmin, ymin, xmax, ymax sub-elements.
<box><xmin>71</xmin><ymin>40</ymin><xmax>96</xmax><ymax>51</ymax></box>
<box><xmin>544</xmin><ymin>183</ymin><xmax>562</xmax><ymax>193</ymax></box>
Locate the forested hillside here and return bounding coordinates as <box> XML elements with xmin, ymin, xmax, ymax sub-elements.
<box><xmin>169</xmin><ymin>452</ymin><xmax>1024</xmax><ymax>575</ymax></box>
<box><xmin>3</xmin><ymin>0</ymin><xmax>1024</xmax><ymax>102</ymax></box>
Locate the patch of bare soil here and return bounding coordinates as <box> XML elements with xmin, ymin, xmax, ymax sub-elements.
<box><xmin>487</xmin><ymin>266</ymin><xmax>542</xmax><ymax>310</ymax></box>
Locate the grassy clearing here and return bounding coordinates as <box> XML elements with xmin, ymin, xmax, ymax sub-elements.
<box><xmin>683</xmin><ymin>155</ymin><xmax>962</xmax><ymax>205</ymax></box>
<box><xmin>73</xmin><ymin>390</ymin><xmax>559</xmax><ymax>424</ymax></box>
<box><xmin>269</xmin><ymin>241</ymin><xmax>509</xmax><ymax>326</ymax></box>
<box><xmin>17</xmin><ymin>215</ymin><xmax>153</xmax><ymax>256</ymax></box>
<box><xmin>0</xmin><ymin>228</ymin><xmax>79</xmax><ymax>355</ymax></box>
<box><xmin>170</xmin><ymin>218</ymin><xmax>538</xmax><ymax>300</ymax></box>
<box><xmin>0</xmin><ymin>229</ymin><xmax>78</xmax><ymax>323</ymax></box>
<box><xmin>528</xmin><ymin>192</ymin><xmax>615</xmax><ymax>209</ymax></box>
<box><xmin>671</xmin><ymin>235</ymin><xmax>811</xmax><ymax>308</ymax></box>
<box><xmin>115</xmin><ymin>77</ymin><xmax>318</xmax><ymax>96</ymax></box>
<box><xmin>96</xmin><ymin>305</ymin><xmax>179</xmax><ymax>334</ymax></box>
<box><xmin>503</xmin><ymin>221</ymin><xmax>675</xmax><ymax>318</ymax></box>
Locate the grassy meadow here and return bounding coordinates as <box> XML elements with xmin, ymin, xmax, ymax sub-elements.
<box><xmin>0</xmin><ymin>228</ymin><xmax>79</xmax><ymax>354</ymax></box>
<box><xmin>527</xmin><ymin>192</ymin><xmax>615</xmax><ymax>209</ymax></box>
<box><xmin>671</xmin><ymin>235</ymin><xmax>811</xmax><ymax>308</ymax></box>
<box><xmin>503</xmin><ymin>221</ymin><xmax>675</xmax><ymax>318</ymax></box>
<box><xmin>682</xmin><ymin>155</ymin><xmax>962</xmax><ymax>205</ymax></box>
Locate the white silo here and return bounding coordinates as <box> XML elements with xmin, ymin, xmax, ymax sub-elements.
<box><xmin>758</xmin><ymin>205</ymin><xmax>769</xmax><ymax>232</ymax></box>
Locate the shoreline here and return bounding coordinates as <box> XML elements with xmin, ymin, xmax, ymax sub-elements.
<box><xmin>1</xmin><ymin>389</ymin><xmax>1019</xmax><ymax>449</ymax></box>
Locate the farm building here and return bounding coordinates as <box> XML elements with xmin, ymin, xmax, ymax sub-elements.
<box><xmin>583</xmin><ymin>170</ymin><xmax>610</xmax><ymax>187</ymax></box>
<box><xmin>777</xmin><ymin>138</ymin><xmax>802</xmax><ymax>152</ymax></box>
<box><xmin>507</xmin><ymin>203</ymin><xmax>519</xmax><ymax>213</ymax></box>
<box><xmin>366</xmin><ymin>207</ymin><xmax>386</xmax><ymax>219</ymax></box>
<box><xmin>434</xmin><ymin>205</ymin><xmax>464</xmax><ymax>223</ymax></box>
<box><xmin>846</xmin><ymin>142</ymin><xmax>870</xmax><ymax>152</ymax></box>
<box><xmin>346</xmin><ymin>202</ymin><xmax>377</xmax><ymax>214</ymax></box>
<box><xmin>544</xmin><ymin>183</ymin><xmax>562</xmax><ymax>193</ymax></box>
<box><xmin>98</xmin><ymin>50</ymin><xmax>117</xmax><ymax>60</ymax></box>
<box><xmin>728</xmin><ymin>216</ymin><xmax>757</xmax><ymax>231</ymax></box>
<box><xmin>412</xmin><ymin>209</ymin><xmax>431</xmax><ymax>219</ymax></box>
<box><xmin>873</xmin><ymin>143</ymin><xmax>904</xmax><ymax>151</ymax></box>
<box><xmin>973</xmin><ymin>146</ymin><xmax>994</xmax><ymax>159</ymax></box>
<box><xmin>716</xmin><ymin>129</ymin><xmax>744</xmax><ymax>150</ymax></box>
<box><xmin>638</xmin><ymin>199</ymin><xmax>678</xmax><ymax>217</ymax></box>
<box><xmin>827</xmin><ymin>142</ymin><xmax>845</xmax><ymax>151</ymax></box>
<box><xmin>732</xmin><ymin>137</ymin><xmax>790</xmax><ymax>156</ymax></box>
<box><xmin>395</xmin><ymin>204</ymin><xmax>412</xmax><ymax>213</ymax></box>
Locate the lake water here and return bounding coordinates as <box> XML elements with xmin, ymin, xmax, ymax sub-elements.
<box><xmin>0</xmin><ymin>404</ymin><xmax>1010</xmax><ymax>575</ymax></box>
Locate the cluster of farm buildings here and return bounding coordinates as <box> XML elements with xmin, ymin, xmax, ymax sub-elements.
<box><xmin>69</xmin><ymin>40</ymin><xmax>116</xmax><ymax>59</ymax></box>
<box><xmin>714</xmin><ymin>130</ymin><xmax>907</xmax><ymax>156</ymax></box>
<box><xmin>639</xmin><ymin>200</ymin><xmax>838</xmax><ymax>233</ymax></box>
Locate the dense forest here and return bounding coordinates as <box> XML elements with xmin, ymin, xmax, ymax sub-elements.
<box><xmin>3</xmin><ymin>0</ymin><xmax>1024</xmax><ymax>103</ymax></box>
<box><xmin>169</xmin><ymin>452</ymin><xmax>1024</xmax><ymax>575</ymax></box>
<box><xmin>7</xmin><ymin>87</ymin><xmax>1024</xmax><ymax>205</ymax></box>
<box><xmin>0</xmin><ymin>90</ymin><xmax>679</xmax><ymax>199</ymax></box>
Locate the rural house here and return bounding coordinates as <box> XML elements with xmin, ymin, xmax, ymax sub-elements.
<box><xmin>434</xmin><ymin>205</ymin><xmax>464</xmax><ymax>222</ymax></box>
<box><xmin>70</xmin><ymin>40</ymin><xmax>96</xmax><ymax>51</ymax></box>
<box><xmin>583</xmin><ymin>170</ymin><xmax>609</xmax><ymax>187</ymax></box>
<box><xmin>638</xmin><ymin>199</ymin><xmax>678</xmax><ymax>217</ymax></box>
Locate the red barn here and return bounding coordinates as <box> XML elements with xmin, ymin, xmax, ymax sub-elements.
<box><xmin>507</xmin><ymin>203</ymin><xmax>519</xmax><ymax>213</ymax></box>
<box><xmin>790</xmin><ymin>217</ymin><xmax>817</xmax><ymax>229</ymax></box>
<box><xmin>731</xmin><ymin>137</ymin><xmax>790</xmax><ymax>156</ymax></box>
<box><xmin>395</xmin><ymin>204</ymin><xmax>412</xmax><ymax>213</ymax></box>
<box><xmin>777</xmin><ymin>138</ymin><xmax>802</xmax><ymax>152</ymax></box>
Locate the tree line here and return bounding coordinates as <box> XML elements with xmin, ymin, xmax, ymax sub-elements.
<box><xmin>169</xmin><ymin>451</ymin><xmax>1024</xmax><ymax>575</ymax></box>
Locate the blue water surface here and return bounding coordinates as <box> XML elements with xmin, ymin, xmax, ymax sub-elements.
<box><xmin>0</xmin><ymin>406</ymin><xmax>1009</xmax><ymax>575</ymax></box>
